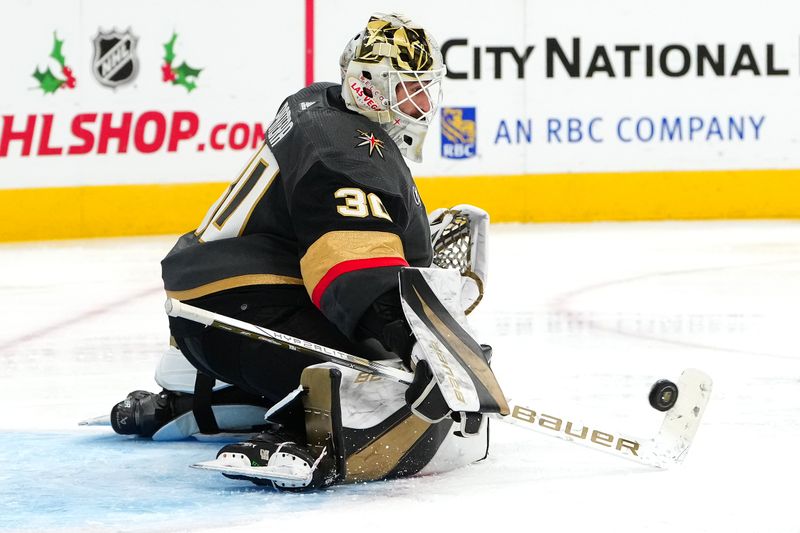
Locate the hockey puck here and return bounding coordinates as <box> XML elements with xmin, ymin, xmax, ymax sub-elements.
<box><xmin>648</xmin><ymin>379</ymin><xmax>679</xmax><ymax>412</ymax></box>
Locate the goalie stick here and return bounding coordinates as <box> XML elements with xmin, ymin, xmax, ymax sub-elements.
<box><xmin>166</xmin><ymin>298</ymin><xmax>711</xmax><ymax>469</ymax></box>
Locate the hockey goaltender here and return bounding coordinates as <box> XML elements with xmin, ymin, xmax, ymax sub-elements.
<box><xmin>108</xmin><ymin>12</ymin><xmax>502</xmax><ymax>491</ymax></box>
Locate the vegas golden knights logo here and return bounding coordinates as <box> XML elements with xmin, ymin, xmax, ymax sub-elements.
<box><xmin>354</xmin><ymin>129</ymin><xmax>385</xmax><ymax>158</ymax></box>
<box><xmin>358</xmin><ymin>17</ymin><xmax>434</xmax><ymax>71</ymax></box>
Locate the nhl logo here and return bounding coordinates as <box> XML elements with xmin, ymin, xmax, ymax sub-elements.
<box><xmin>92</xmin><ymin>29</ymin><xmax>139</xmax><ymax>88</ymax></box>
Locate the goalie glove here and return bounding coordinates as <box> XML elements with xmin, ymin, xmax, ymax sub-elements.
<box><xmin>428</xmin><ymin>204</ymin><xmax>489</xmax><ymax>315</ymax></box>
<box><xmin>404</xmin><ymin>343</ymin><xmax>490</xmax><ymax>437</ymax></box>
<box><xmin>405</xmin><ymin>359</ymin><xmax>451</xmax><ymax>423</ymax></box>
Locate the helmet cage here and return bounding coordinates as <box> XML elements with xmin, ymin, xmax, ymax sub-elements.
<box><xmin>339</xmin><ymin>13</ymin><xmax>445</xmax><ymax>162</ymax></box>
<box><xmin>388</xmin><ymin>67</ymin><xmax>445</xmax><ymax>125</ymax></box>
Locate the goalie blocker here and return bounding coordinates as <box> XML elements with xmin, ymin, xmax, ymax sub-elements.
<box><xmin>399</xmin><ymin>268</ymin><xmax>508</xmax><ymax>441</ymax></box>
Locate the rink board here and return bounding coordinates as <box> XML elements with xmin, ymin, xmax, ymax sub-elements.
<box><xmin>3</xmin><ymin>0</ymin><xmax>800</xmax><ymax>240</ymax></box>
<box><xmin>1</xmin><ymin>169</ymin><xmax>799</xmax><ymax>241</ymax></box>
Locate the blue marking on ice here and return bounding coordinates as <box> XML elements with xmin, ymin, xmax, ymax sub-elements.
<box><xmin>0</xmin><ymin>430</ymin><xmax>343</xmax><ymax>531</ymax></box>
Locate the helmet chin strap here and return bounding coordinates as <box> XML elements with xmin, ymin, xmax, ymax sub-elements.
<box><xmin>361</xmin><ymin>109</ymin><xmax>394</xmax><ymax>124</ymax></box>
<box><xmin>382</xmin><ymin>119</ymin><xmax>428</xmax><ymax>163</ymax></box>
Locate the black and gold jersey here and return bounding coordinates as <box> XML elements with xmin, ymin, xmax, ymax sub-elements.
<box><xmin>162</xmin><ymin>83</ymin><xmax>432</xmax><ymax>337</ymax></box>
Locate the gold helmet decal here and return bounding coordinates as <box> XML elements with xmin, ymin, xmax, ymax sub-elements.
<box><xmin>358</xmin><ymin>16</ymin><xmax>434</xmax><ymax>71</ymax></box>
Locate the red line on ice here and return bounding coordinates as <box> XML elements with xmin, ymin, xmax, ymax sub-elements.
<box><xmin>0</xmin><ymin>286</ymin><xmax>162</xmax><ymax>353</ymax></box>
<box><xmin>550</xmin><ymin>259</ymin><xmax>797</xmax><ymax>360</ymax></box>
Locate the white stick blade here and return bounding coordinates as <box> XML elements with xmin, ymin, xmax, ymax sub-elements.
<box><xmin>649</xmin><ymin>368</ymin><xmax>713</xmax><ymax>466</ymax></box>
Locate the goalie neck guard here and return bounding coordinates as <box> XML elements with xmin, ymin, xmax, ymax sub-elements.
<box><xmin>339</xmin><ymin>13</ymin><xmax>446</xmax><ymax>163</ymax></box>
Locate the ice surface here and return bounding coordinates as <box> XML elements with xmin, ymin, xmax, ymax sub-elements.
<box><xmin>1</xmin><ymin>221</ymin><xmax>799</xmax><ymax>532</ymax></box>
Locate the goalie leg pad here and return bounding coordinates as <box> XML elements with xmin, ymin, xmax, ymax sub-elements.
<box><xmin>111</xmin><ymin>344</ymin><xmax>270</xmax><ymax>441</ymax></box>
<box><xmin>301</xmin><ymin>363</ymin><xmax>489</xmax><ymax>486</ymax></box>
<box><xmin>154</xmin><ymin>344</ymin><xmax>231</xmax><ymax>393</ymax></box>
<box><xmin>110</xmin><ymin>388</ymin><xmax>270</xmax><ymax>441</ymax></box>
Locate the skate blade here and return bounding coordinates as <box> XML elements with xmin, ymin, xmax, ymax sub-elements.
<box><xmin>192</xmin><ymin>433</ymin><xmax>260</xmax><ymax>443</ymax></box>
<box><xmin>191</xmin><ymin>458</ymin><xmax>311</xmax><ymax>483</ymax></box>
<box><xmin>78</xmin><ymin>414</ymin><xmax>110</xmax><ymax>426</ymax></box>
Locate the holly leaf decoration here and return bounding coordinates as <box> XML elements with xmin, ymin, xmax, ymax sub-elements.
<box><xmin>50</xmin><ymin>33</ymin><xmax>66</xmax><ymax>67</ymax></box>
<box><xmin>33</xmin><ymin>67</ymin><xmax>64</xmax><ymax>94</ymax></box>
<box><xmin>174</xmin><ymin>61</ymin><xmax>201</xmax><ymax>79</ymax></box>
<box><xmin>173</xmin><ymin>61</ymin><xmax>202</xmax><ymax>92</ymax></box>
<box><xmin>162</xmin><ymin>34</ymin><xmax>202</xmax><ymax>92</ymax></box>
<box><xmin>179</xmin><ymin>80</ymin><xmax>198</xmax><ymax>92</ymax></box>
<box><xmin>163</xmin><ymin>33</ymin><xmax>177</xmax><ymax>65</ymax></box>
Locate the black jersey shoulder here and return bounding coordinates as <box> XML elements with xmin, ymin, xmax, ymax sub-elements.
<box><xmin>266</xmin><ymin>83</ymin><xmax>413</xmax><ymax>201</ymax></box>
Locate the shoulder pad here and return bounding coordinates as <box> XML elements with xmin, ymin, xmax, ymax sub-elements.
<box><xmin>267</xmin><ymin>84</ymin><xmax>412</xmax><ymax>198</ymax></box>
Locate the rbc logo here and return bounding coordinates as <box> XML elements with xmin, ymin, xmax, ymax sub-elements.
<box><xmin>441</xmin><ymin>107</ymin><xmax>476</xmax><ymax>159</ymax></box>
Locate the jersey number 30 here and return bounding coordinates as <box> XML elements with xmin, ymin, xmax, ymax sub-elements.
<box><xmin>335</xmin><ymin>188</ymin><xmax>392</xmax><ymax>222</ymax></box>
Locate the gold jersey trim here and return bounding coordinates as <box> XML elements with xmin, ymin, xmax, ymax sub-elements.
<box><xmin>300</xmin><ymin>230</ymin><xmax>406</xmax><ymax>298</ymax></box>
<box><xmin>165</xmin><ymin>274</ymin><xmax>303</xmax><ymax>301</ymax></box>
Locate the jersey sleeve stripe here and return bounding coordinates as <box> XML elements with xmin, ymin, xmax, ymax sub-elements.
<box><xmin>311</xmin><ymin>256</ymin><xmax>409</xmax><ymax>307</ymax></box>
<box><xmin>300</xmin><ymin>230</ymin><xmax>407</xmax><ymax>306</ymax></box>
<box><xmin>165</xmin><ymin>273</ymin><xmax>303</xmax><ymax>301</ymax></box>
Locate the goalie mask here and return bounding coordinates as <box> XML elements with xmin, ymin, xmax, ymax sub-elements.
<box><xmin>339</xmin><ymin>13</ymin><xmax>446</xmax><ymax>163</ymax></box>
